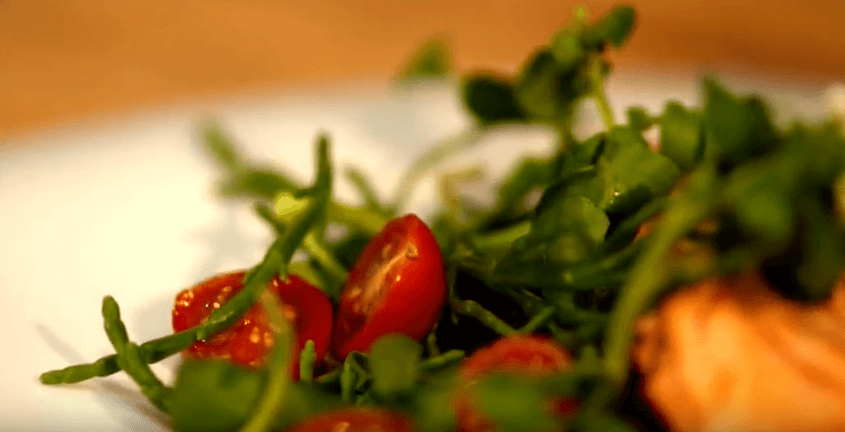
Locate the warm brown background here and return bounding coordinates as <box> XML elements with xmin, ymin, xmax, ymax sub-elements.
<box><xmin>2</xmin><ymin>1</ymin><xmax>844</xmax><ymax>139</ymax></box>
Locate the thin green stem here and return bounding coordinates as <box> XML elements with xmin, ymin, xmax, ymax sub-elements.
<box><xmin>345</xmin><ymin>168</ymin><xmax>391</xmax><ymax>215</ymax></box>
<box><xmin>518</xmin><ymin>306</ymin><xmax>557</xmax><ymax>334</ymax></box>
<box><xmin>315</xmin><ymin>368</ymin><xmax>342</xmax><ymax>385</ymax></box>
<box><xmin>101</xmin><ymin>296</ymin><xmax>171</xmax><ymax>412</ymax></box>
<box><xmin>490</xmin><ymin>241</ymin><xmax>642</xmax><ymax>291</ymax></box>
<box><xmin>238</xmin><ymin>291</ymin><xmax>293</xmax><ymax>432</ymax></box>
<box><xmin>355</xmin><ymin>391</ymin><xmax>375</xmax><ymax>406</ymax></box>
<box><xmin>552</xmin><ymin>112</ymin><xmax>576</xmax><ymax>178</ymax></box>
<box><xmin>426</xmin><ymin>322</ymin><xmax>441</xmax><ymax>357</ymax></box>
<box><xmin>468</xmin><ymin>220</ymin><xmax>531</xmax><ymax>253</ymax></box>
<box><xmin>602</xmin><ymin>197</ymin><xmax>667</xmax><ymax>251</ymax></box>
<box><xmin>256</xmin><ymin>203</ymin><xmax>348</xmax><ymax>287</ymax></box>
<box><xmin>589</xmin><ymin>55</ymin><xmax>615</xmax><ymax>131</ymax></box>
<box><xmin>560</xmin><ymin>241</ymin><xmax>644</xmax><ymax>287</ymax></box>
<box><xmin>548</xmin><ymin>322</ymin><xmax>577</xmax><ymax>349</ymax></box>
<box><xmin>594</xmin><ymin>89</ymin><xmax>615</xmax><ymax>132</ymax></box>
<box><xmin>327</xmin><ymin>202</ymin><xmax>388</xmax><ymax>236</ymax></box>
<box><xmin>302</xmin><ymin>234</ymin><xmax>349</xmax><ymax>284</ymax></box>
<box><xmin>417</xmin><ymin>350</ymin><xmax>466</xmax><ymax>373</ymax></box>
<box><xmin>340</xmin><ymin>361</ymin><xmax>356</xmax><ymax>403</ymax></box>
<box><xmin>596</xmin><ymin>166</ymin><xmax>717</xmax><ymax>407</ymax></box>
<box><xmin>450</xmin><ymin>298</ymin><xmax>516</xmax><ymax>335</ymax></box>
<box><xmin>299</xmin><ymin>340</ymin><xmax>317</xmax><ymax>382</ymax></box>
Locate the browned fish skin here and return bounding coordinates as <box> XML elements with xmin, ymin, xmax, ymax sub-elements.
<box><xmin>633</xmin><ymin>272</ymin><xmax>845</xmax><ymax>432</ymax></box>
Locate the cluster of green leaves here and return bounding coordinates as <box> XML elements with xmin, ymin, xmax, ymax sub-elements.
<box><xmin>168</xmin><ymin>334</ymin><xmax>465</xmax><ymax>432</ymax></box>
<box><xmin>418</xmin><ymin>6</ymin><xmax>844</xmax><ymax>431</ymax></box>
<box><xmin>461</xmin><ymin>5</ymin><xmax>634</xmax><ymax>128</ymax></box>
<box><xmin>39</xmin><ymin>3</ymin><xmax>845</xmax><ymax>432</ymax></box>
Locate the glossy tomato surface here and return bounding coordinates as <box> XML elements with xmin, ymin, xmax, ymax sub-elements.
<box><xmin>332</xmin><ymin>214</ymin><xmax>446</xmax><ymax>359</ymax></box>
<box><xmin>172</xmin><ymin>270</ymin><xmax>333</xmax><ymax>379</ymax></box>
<box><xmin>284</xmin><ymin>408</ymin><xmax>416</xmax><ymax>432</ymax></box>
<box><xmin>455</xmin><ymin>335</ymin><xmax>578</xmax><ymax>432</ymax></box>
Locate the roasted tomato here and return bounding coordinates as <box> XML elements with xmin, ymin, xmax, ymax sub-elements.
<box><xmin>454</xmin><ymin>335</ymin><xmax>578</xmax><ymax>432</ymax></box>
<box><xmin>284</xmin><ymin>408</ymin><xmax>416</xmax><ymax>432</ymax></box>
<box><xmin>332</xmin><ymin>214</ymin><xmax>446</xmax><ymax>359</ymax></box>
<box><xmin>172</xmin><ymin>270</ymin><xmax>333</xmax><ymax>379</ymax></box>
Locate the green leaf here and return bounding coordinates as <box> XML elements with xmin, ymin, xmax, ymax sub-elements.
<box><xmin>626</xmin><ymin>106</ymin><xmax>654</xmax><ymax>131</ymax></box>
<box><xmin>703</xmin><ymin>78</ymin><xmax>778</xmax><ymax>167</ymax></box>
<box><xmin>557</xmin><ymin>133</ymin><xmax>605</xmax><ymax>179</ymax></box>
<box><xmin>462</xmin><ymin>74</ymin><xmax>525</xmax><ymax>124</ymax></box>
<box><xmin>169</xmin><ymin>360</ymin><xmax>265</xmax><ymax>432</ymax></box>
<box><xmin>345</xmin><ymin>167</ymin><xmax>389</xmax><ymax>214</ymax></box>
<box><xmin>272</xmin><ymin>385</ymin><xmax>344</xmax><ymax>430</ymax></box>
<box><xmin>513</xmin><ymin>192</ymin><xmax>609</xmax><ymax>267</ymax></box>
<box><xmin>796</xmin><ymin>202</ymin><xmax>845</xmax><ymax>300</ymax></box>
<box><xmin>583</xmin><ymin>5</ymin><xmax>637</xmax><ymax>49</ymax></box>
<box><xmin>548</xmin><ymin>28</ymin><xmax>586</xmax><ymax>69</ymax></box>
<box><xmin>412</xmin><ymin>375</ymin><xmax>457</xmax><ymax>432</ymax></box>
<box><xmin>169</xmin><ymin>360</ymin><xmax>345</xmax><ymax>432</ymax></box>
<box><xmin>368</xmin><ymin>334</ymin><xmax>422</xmax><ymax>397</ymax></box>
<box><xmin>200</xmin><ymin>122</ymin><xmax>302</xmax><ymax>200</ymax></box>
<box><xmin>202</xmin><ymin>121</ymin><xmax>243</xmax><ymax>171</ymax></box>
<box><xmin>659</xmin><ymin>101</ymin><xmax>704</xmax><ymax>171</ymax></box>
<box><xmin>595</xmin><ymin>126</ymin><xmax>681</xmax><ymax>213</ymax></box>
<box><xmin>475</xmin><ymin>374</ymin><xmax>556</xmax><ymax>432</ymax></box>
<box><xmin>396</xmin><ymin>37</ymin><xmax>451</xmax><ymax>81</ymax></box>
<box><xmin>514</xmin><ymin>49</ymin><xmax>589</xmax><ymax>123</ymax></box>
<box><xmin>487</xmin><ymin>157</ymin><xmax>555</xmax><ymax>222</ymax></box>
<box><xmin>543</xmin><ymin>196</ymin><xmax>610</xmax><ymax>262</ymax></box>
<box><xmin>725</xmin><ymin>165</ymin><xmax>794</xmax><ymax>247</ymax></box>
<box><xmin>783</xmin><ymin>121</ymin><xmax>845</xmax><ymax>186</ymax></box>
<box><xmin>219</xmin><ymin>167</ymin><xmax>301</xmax><ymax>201</ymax></box>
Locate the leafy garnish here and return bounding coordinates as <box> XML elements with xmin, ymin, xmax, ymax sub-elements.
<box><xmin>38</xmin><ymin>4</ymin><xmax>845</xmax><ymax>432</ymax></box>
<box><xmin>396</xmin><ymin>36</ymin><xmax>452</xmax><ymax>82</ymax></box>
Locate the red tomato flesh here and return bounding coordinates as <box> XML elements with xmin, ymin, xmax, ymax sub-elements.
<box><xmin>455</xmin><ymin>335</ymin><xmax>578</xmax><ymax>432</ymax></box>
<box><xmin>284</xmin><ymin>408</ymin><xmax>416</xmax><ymax>432</ymax></box>
<box><xmin>172</xmin><ymin>270</ymin><xmax>333</xmax><ymax>379</ymax></box>
<box><xmin>332</xmin><ymin>214</ymin><xmax>447</xmax><ymax>359</ymax></box>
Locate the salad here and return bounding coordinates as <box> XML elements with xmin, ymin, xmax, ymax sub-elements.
<box><xmin>39</xmin><ymin>5</ymin><xmax>845</xmax><ymax>432</ymax></box>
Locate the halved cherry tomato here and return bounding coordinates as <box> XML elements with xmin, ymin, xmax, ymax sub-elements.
<box><xmin>454</xmin><ymin>335</ymin><xmax>578</xmax><ymax>432</ymax></box>
<box><xmin>332</xmin><ymin>214</ymin><xmax>447</xmax><ymax>359</ymax></box>
<box><xmin>284</xmin><ymin>408</ymin><xmax>416</xmax><ymax>432</ymax></box>
<box><xmin>172</xmin><ymin>270</ymin><xmax>333</xmax><ymax>379</ymax></box>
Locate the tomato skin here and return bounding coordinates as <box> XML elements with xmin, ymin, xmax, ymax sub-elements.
<box><xmin>454</xmin><ymin>335</ymin><xmax>578</xmax><ymax>432</ymax></box>
<box><xmin>172</xmin><ymin>270</ymin><xmax>333</xmax><ymax>379</ymax></box>
<box><xmin>284</xmin><ymin>408</ymin><xmax>417</xmax><ymax>432</ymax></box>
<box><xmin>332</xmin><ymin>214</ymin><xmax>447</xmax><ymax>359</ymax></box>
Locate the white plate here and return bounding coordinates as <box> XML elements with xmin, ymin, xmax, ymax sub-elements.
<box><xmin>0</xmin><ymin>73</ymin><xmax>836</xmax><ymax>431</ymax></box>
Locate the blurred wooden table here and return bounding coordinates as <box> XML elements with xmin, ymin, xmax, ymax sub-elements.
<box><xmin>2</xmin><ymin>1</ymin><xmax>844</xmax><ymax>138</ymax></box>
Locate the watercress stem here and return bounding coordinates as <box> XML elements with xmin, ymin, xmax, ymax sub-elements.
<box><xmin>302</xmin><ymin>233</ymin><xmax>349</xmax><ymax>285</ymax></box>
<box><xmin>518</xmin><ymin>306</ymin><xmax>557</xmax><ymax>333</ymax></box>
<box><xmin>340</xmin><ymin>361</ymin><xmax>356</xmax><ymax>403</ymax></box>
<box><xmin>418</xmin><ymin>350</ymin><xmax>466</xmax><ymax>372</ymax></box>
<box><xmin>597</xmin><ymin>166</ymin><xmax>717</xmax><ymax>406</ymax></box>
<box><xmin>450</xmin><ymin>298</ymin><xmax>517</xmax><ymax>335</ymax></box>
<box><xmin>328</xmin><ymin>202</ymin><xmax>389</xmax><ymax>236</ymax></box>
<box><xmin>238</xmin><ymin>291</ymin><xmax>293</xmax><ymax>432</ymax></box>
<box><xmin>468</xmin><ymin>220</ymin><xmax>531</xmax><ymax>253</ymax></box>
<box><xmin>299</xmin><ymin>340</ymin><xmax>317</xmax><ymax>382</ymax></box>
<box><xmin>589</xmin><ymin>55</ymin><xmax>615</xmax><ymax>131</ymax></box>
